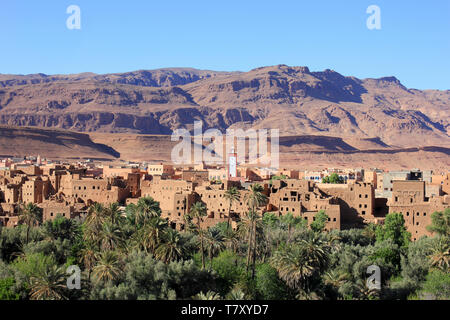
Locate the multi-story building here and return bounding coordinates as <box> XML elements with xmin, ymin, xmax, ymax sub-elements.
<box><xmin>268</xmin><ymin>179</ymin><xmax>341</xmax><ymax>231</ymax></box>
<box><xmin>318</xmin><ymin>181</ymin><xmax>376</xmax><ymax>226</ymax></box>
<box><xmin>388</xmin><ymin>180</ymin><xmax>450</xmax><ymax>240</ymax></box>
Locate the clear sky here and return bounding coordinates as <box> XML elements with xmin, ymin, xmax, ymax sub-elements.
<box><xmin>1</xmin><ymin>0</ymin><xmax>449</xmax><ymax>90</ymax></box>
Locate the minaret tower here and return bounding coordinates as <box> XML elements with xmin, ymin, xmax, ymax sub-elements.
<box><xmin>227</xmin><ymin>147</ymin><xmax>237</xmax><ymax>178</ymax></box>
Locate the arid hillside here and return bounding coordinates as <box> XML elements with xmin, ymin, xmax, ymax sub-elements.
<box><xmin>0</xmin><ymin>126</ymin><xmax>119</xmax><ymax>160</ymax></box>
<box><xmin>0</xmin><ymin>125</ymin><xmax>447</xmax><ymax>171</ymax></box>
<box><xmin>0</xmin><ymin>65</ymin><xmax>448</xmax><ymax>149</ymax></box>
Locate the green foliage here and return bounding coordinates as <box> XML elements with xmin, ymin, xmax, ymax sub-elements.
<box><xmin>255</xmin><ymin>263</ymin><xmax>292</xmax><ymax>300</ymax></box>
<box><xmin>417</xmin><ymin>270</ymin><xmax>450</xmax><ymax>300</ymax></box>
<box><xmin>269</xmin><ymin>175</ymin><xmax>288</xmax><ymax>185</ymax></box>
<box><xmin>0</xmin><ymin>277</ymin><xmax>19</xmax><ymax>300</ymax></box>
<box><xmin>43</xmin><ymin>215</ymin><xmax>81</xmax><ymax>241</ymax></box>
<box><xmin>376</xmin><ymin>212</ymin><xmax>411</xmax><ymax>248</ymax></box>
<box><xmin>1</xmin><ymin>198</ymin><xmax>448</xmax><ymax>301</ymax></box>
<box><xmin>211</xmin><ymin>250</ymin><xmax>244</xmax><ymax>296</ymax></box>
<box><xmin>91</xmin><ymin>251</ymin><xmax>216</xmax><ymax>300</ymax></box>
<box><xmin>262</xmin><ymin>212</ymin><xmax>279</xmax><ymax>227</ymax></box>
<box><xmin>310</xmin><ymin>210</ymin><xmax>328</xmax><ymax>233</ymax></box>
<box><xmin>13</xmin><ymin>252</ymin><xmax>57</xmax><ymax>280</ymax></box>
<box><xmin>322</xmin><ymin>173</ymin><xmax>344</xmax><ymax>184</ymax></box>
<box><xmin>426</xmin><ymin>208</ymin><xmax>450</xmax><ymax>237</ymax></box>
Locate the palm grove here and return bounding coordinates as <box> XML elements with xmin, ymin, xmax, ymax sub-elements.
<box><xmin>0</xmin><ymin>184</ymin><xmax>449</xmax><ymax>300</ymax></box>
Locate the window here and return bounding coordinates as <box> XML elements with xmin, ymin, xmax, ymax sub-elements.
<box><xmin>362</xmin><ymin>211</ymin><xmax>366</xmax><ymax>215</ymax></box>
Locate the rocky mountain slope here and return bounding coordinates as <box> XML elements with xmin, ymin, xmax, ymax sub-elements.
<box><xmin>0</xmin><ymin>65</ymin><xmax>448</xmax><ymax>148</ymax></box>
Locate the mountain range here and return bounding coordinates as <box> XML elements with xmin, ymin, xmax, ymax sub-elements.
<box><xmin>0</xmin><ymin>65</ymin><xmax>448</xmax><ymax>169</ymax></box>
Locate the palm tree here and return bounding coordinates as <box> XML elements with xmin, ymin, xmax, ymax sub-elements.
<box><xmin>224</xmin><ymin>187</ymin><xmax>240</xmax><ymax>228</ymax></box>
<box><xmin>323</xmin><ymin>269</ymin><xmax>349</xmax><ymax>298</ymax></box>
<box><xmin>29</xmin><ymin>265</ymin><xmax>67</xmax><ymax>300</ymax></box>
<box><xmin>155</xmin><ymin>228</ymin><xmax>185</xmax><ymax>263</ymax></box>
<box><xmin>92</xmin><ymin>251</ymin><xmax>122</xmax><ymax>283</ymax></box>
<box><xmin>244</xmin><ymin>184</ymin><xmax>267</xmax><ymax>278</ymax></box>
<box><xmin>354</xmin><ymin>278</ymin><xmax>380</xmax><ymax>300</ymax></box>
<box><xmin>79</xmin><ymin>242</ymin><xmax>97</xmax><ymax>281</ymax></box>
<box><xmin>193</xmin><ymin>291</ymin><xmax>222</xmax><ymax>300</ymax></box>
<box><xmin>245</xmin><ymin>184</ymin><xmax>267</xmax><ymax>213</ymax></box>
<box><xmin>222</xmin><ymin>227</ymin><xmax>239</xmax><ymax>253</ymax></box>
<box><xmin>136</xmin><ymin>216</ymin><xmax>167</xmax><ymax>254</ymax></box>
<box><xmin>125</xmin><ymin>203</ymin><xmax>138</xmax><ymax>225</ymax></box>
<box><xmin>104</xmin><ymin>202</ymin><xmax>124</xmax><ymax>226</ymax></box>
<box><xmin>270</xmin><ymin>235</ymin><xmax>329</xmax><ymax>296</ymax></box>
<box><xmin>99</xmin><ymin>221</ymin><xmax>125</xmax><ymax>251</ymax></box>
<box><xmin>428</xmin><ymin>236</ymin><xmax>450</xmax><ymax>271</ymax></box>
<box><xmin>186</xmin><ymin>202</ymin><xmax>207</xmax><ymax>269</ymax></box>
<box><xmin>84</xmin><ymin>203</ymin><xmax>106</xmax><ymax>241</ymax></box>
<box><xmin>204</xmin><ymin>227</ymin><xmax>225</xmax><ymax>270</ymax></box>
<box><xmin>280</xmin><ymin>212</ymin><xmax>302</xmax><ymax>243</ymax></box>
<box><xmin>136</xmin><ymin>197</ymin><xmax>162</xmax><ymax>226</ymax></box>
<box><xmin>18</xmin><ymin>203</ymin><xmax>42</xmax><ymax>244</ymax></box>
<box><xmin>226</xmin><ymin>288</ymin><xmax>246</xmax><ymax>300</ymax></box>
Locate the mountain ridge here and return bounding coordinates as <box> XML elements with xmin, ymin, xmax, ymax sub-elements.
<box><xmin>0</xmin><ymin>65</ymin><xmax>448</xmax><ymax>149</ymax></box>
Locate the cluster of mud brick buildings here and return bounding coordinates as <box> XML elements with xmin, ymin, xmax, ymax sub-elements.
<box><xmin>0</xmin><ymin>158</ymin><xmax>449</xmax><ymax>240</ymax></box>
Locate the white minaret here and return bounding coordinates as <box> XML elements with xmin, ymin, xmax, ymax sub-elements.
<box><xmin>228</xmin><ymin>147</ymin><xmax>237</xmax><ymax>178</ymax></box>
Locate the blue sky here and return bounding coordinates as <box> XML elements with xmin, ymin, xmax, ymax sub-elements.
<box><xmin>0</xmin><ymin>0</ymin><xmax>449</xmax><ymax>89</ymax></box>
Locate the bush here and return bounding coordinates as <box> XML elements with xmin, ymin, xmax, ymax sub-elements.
<box><xmin>255</xmin><ymin>263</ymin><xmax>291</xmax><ymax>300</ymax></box>
<box><xmin>211</xmin><ymin>250</ymin><xmax>244</xmax><ymax>296</ymax></box>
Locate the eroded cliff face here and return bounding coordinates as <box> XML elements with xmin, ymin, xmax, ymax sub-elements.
<box><xmin>0</xmin><ymin>65</ymin><xmax>448</xmax><ymax>147</ymax></box>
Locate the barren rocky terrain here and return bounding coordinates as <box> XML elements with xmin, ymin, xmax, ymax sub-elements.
<box><xmin>0</xmin><ymin>65</ymin><xmax>448</xmax><ymax>169</ymax></box>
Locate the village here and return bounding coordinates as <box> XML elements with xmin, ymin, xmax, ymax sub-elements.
<box><xmin>0</xmin><ymin>154</ymin><xmax>449</xmax><ymax>241</ymax></box>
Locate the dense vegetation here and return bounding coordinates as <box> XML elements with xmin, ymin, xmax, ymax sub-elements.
<box><xmin>322</xmin><ymin>173</ymin><xmax>345</xmax><ymax>184</ymax></box>
<box><xmin>0</xmin><ymin>186</ymin><xmax>448</xmax><ymax>300</ymax></box>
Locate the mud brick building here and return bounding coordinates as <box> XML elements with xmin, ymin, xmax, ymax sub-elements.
<box><xmin>268</xmin><ymin>179</ymin><xmax>341</xmax><ymax>231</ymax></box>
<box><xmin>317</xmin><ymin>181</ymin><xmax>376</xmax><ymax>227</ymax></box>
<box><xmin>387</xmin><ymin>180</ymin><xmax>450</xmax><ymax>240</ymax></box>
